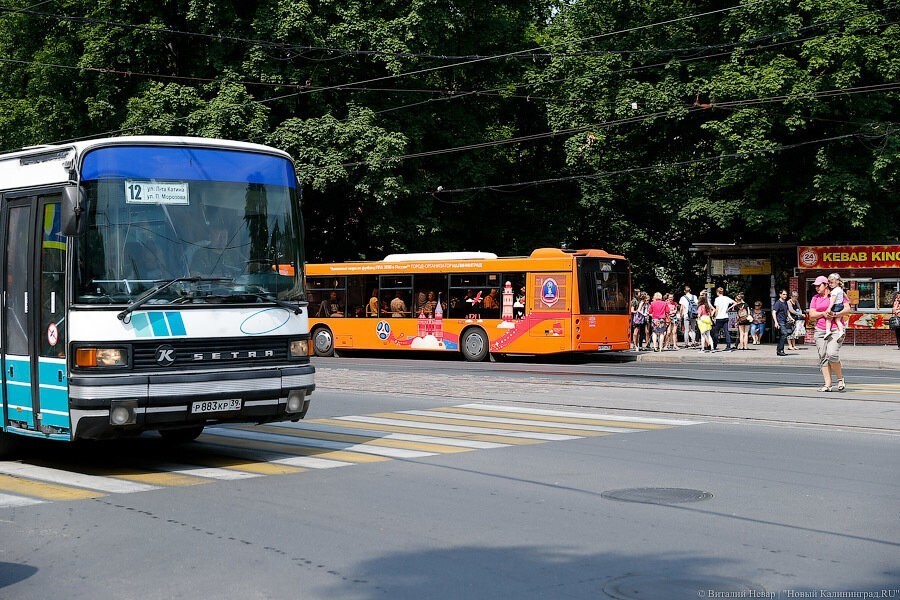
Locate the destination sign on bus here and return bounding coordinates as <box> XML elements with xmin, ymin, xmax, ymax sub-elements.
<box><xmin>125</xmin><ymin>179</ymin><xmax>190</xmax><ymax>205</ymax></box>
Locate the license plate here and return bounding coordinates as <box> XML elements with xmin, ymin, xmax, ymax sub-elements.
<box><xmin>597</xmin><ymin>345</ymin><xmax>612</xmax><ymax>351</ymax></box>
<box><xmin>191</xmin><ymin>399</ymin><xmax>241</xmax><ymax>414</ymax></box>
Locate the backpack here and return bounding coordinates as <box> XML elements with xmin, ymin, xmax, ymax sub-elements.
<box><xmin>687</xmin><ymin>295</ymin><xmax>698</xmax><ymax>320</ymax></box>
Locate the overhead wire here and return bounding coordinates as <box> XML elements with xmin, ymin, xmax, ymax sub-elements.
<box><xmin>0</xmin><ymin>0</ymin><xmax>777</xmax><ymax>96</ymax></box>
<box><xmin>432</xmin><ymin>131</ymin><xmax>889</xmax><ymax>195</ymax></box>
<box><xmin>2</xmin><ymin>13</ymin><xmax>895</xmax><ymax>110</ymax></box>
<box><xmin>9</xmin><ymin>0</ymin><xmax>893</xmax><ymax>150</ymax></box>
<box><xmin>336</xmin><ymin>83</ymin><xmax>900</xmax><ymax>169</ymax></box>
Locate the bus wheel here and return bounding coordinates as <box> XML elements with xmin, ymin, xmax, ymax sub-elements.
<box><xmin>461</xmin><ymin>328</ymin><xmax>490</xmax><ymax>362</ymax></box>
<box><xmin>312</xmin><ymin>327</ymin><xmax>335</xmax><ymax>357</ymax></box>
<box><xmin>159</xmin><ymin>426</ymin><xmax>204</xmax><ymax>443</ymax></box>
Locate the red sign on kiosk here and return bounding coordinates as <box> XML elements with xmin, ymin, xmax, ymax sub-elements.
<box><xmin>797</xmin><ymin>245</ymin><xmax>900</xmax><ymax>270</ymax></box>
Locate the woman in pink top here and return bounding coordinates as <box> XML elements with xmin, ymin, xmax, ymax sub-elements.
<box><xmin>808</xmin><ymin>275</ymin><xmax>851</xmax><ymax>392</ymax></box>
<box><xmin>648</xmin><ymin>292</ymin><xmax>668</xmax><ymax>352</ymax></box>
<box><xmin>665</xmin><ymin>293</ymin><xmax>680</xmax><ymax>350</ymax></box>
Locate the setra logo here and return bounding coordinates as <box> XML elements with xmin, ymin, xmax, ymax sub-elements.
<box><xmin>155</xmin><ymin>344</ymin><xmax>176</xmax><ymax>367</ymax></box>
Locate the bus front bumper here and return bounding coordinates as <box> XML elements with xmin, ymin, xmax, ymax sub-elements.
<box><xmin>68</xmin><ymin>366</ymin><xmax>315</xmax><ymax>439</ymax></box>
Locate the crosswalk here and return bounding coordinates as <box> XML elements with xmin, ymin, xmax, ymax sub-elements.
<box><xmin>0</xmin><ymin>404</ymin><xmax>701</xmax><ymax>507</ymax></box>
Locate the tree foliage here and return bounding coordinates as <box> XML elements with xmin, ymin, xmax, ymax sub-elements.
<box><xmin>0</xmin><ymin>0</ymin><xmax>896</xmax><ymax>288</ymax></box>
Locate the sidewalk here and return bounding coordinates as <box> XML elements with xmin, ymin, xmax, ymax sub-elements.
<box><xmin>627</xmin><ymin>342</ymin><xmax>900</xmax><ymax>370</ymax></box>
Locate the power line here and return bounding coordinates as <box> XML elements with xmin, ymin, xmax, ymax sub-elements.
<box><xmin>0</xmin><ymin>1</ymin><xmax>782</xmax><ymax>65</ymax></box>
<box><xmin>335</xmin><ymin>83</ymin><xmax>900</xmax><ymax>169</ymax></box>
<box><xmin>432</xmin><ymin>131</ymin><xmax>882</xmax><ymax>195</ymax></box>
<box><xmin>4</xmin><ymin>13</ymin><xmax>894</xmax><ymax>109</ymax></box>
<box><xmin>261</xmin><ymin>0</ymin><xmax>778</xmax><ymax>97</ymax></box>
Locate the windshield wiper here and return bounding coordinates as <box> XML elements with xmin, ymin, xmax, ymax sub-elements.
<box><xmin>231</xmin><ymin>291</ymin><xmax>304</xmax><ymax>315</ymax></box>
<box><xmin>116</xmin><ymin>277</ymin><xmax>232</xmax><ymax>321</ymax></box>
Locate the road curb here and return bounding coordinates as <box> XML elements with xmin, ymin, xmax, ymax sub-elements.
<box><xmin>626</xmin><ymin>348</ymin><xmax>893</xmax><ymax>370</ymax></box>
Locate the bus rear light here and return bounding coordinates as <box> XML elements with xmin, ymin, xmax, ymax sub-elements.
<box><xmin>76</xmin><ymin>347</ymin><xmax>128</xmax><ymax>368</ymax></box>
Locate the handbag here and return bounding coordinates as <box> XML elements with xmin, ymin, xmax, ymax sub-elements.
<box><xmin>698</xmin><ymin>315</ymin><xmax>713</xmax><ymax>333</ymax></box>
<box><xmin>889</xmin><ymin>316</ymin><xmax>900</xmax><ymax>330</ymax></box>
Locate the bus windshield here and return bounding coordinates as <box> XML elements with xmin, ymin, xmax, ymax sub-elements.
<box><xmin>74</xmin><ymin>145</ymin><xmax>305</xmax><ymax>305</ymax></box>
<box><xmin>577</xmin><ymin>257</ymin><xmax>630</xmax><ymax>314</ymax></box>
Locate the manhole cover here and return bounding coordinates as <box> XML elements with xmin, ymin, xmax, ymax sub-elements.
<box><xmin>601</xmin><ymin>487</ymin><xmax>713</xmax><ymax>505</ymax></box>
<box><xmin>602</xmin><ymin>574</ymin><xmax>765</xmax><ymax>599</ymax></box>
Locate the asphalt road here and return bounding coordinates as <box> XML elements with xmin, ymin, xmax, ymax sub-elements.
<box><xmin>1</xmin><ymin>357</ymin><xmax>898</xmax><ymax>599</ymax></box>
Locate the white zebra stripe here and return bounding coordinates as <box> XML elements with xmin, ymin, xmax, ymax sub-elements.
<box><xmin>333</xmin><ymin>416</ymin><xmax>579</xmax><ymax>441</ymax></box>
<box><xmin>400</xmin><ymin>410</ymin><xmax>639</xmax><ymax>433</ymax></box>
<box><xmin>0</xmin><ymin>463</ymin><xmax>158</xmax><ymax>494</ymax></box>
<box><xmin>149</xmin><ymin>463</ymin><xmax>262</xmax><ymax>481</ymax></box>
<box><xmin>459</xmin><ymin>403</ymin><xmax>703</xmax><ymax>426</ymax></box>
<box><xmin>205</xmin><ymin>427</ymin><xmax>437</xmax><ymax>459</ymax></box>
<box><xmin>0</xmin><ymin>492</ymin><xmax>45</xmax><ymax>508</ymax></box>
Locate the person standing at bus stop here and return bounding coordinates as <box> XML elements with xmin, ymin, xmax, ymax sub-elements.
<box><xmin>712</xmin><ymin>287</ymin><xmax>735</xmax><ymax>351</ymax></box>
<box><xmin>678</xmin><ymin>285</ymin><xmax>698</xmax><ymax>348</ymax></box>
<box><xmin>772</xmin><ymin>289</ymin><xmax>790</xmax><ymax>356</ymax></box>
<box><xmin>808</xmin><ymin>275</ymin><xmax>851</xmax><ymax>391</ymax></box>
<box><xmin>648</xmin><ymin>292</ymin><xmax>668</xmax><ymax>352</ymax></box>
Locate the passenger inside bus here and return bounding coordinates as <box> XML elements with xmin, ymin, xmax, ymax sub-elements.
<box><xmin>482</xmin><ymin>288</ymin><xmax>500</xmax><ymax>318</ymax></box>
<box><xmin>366</xmin><ymin>289</ymin><xmax>380</xmax><ymax>317</ymax></box>
<box><xmin>514</xmin><ymin>286</ymin><xmax>526</xmax><ymax>319</ymax></box>
<box><xmin>317</xmin><ymin>291</ymin><xmax>344</xmax><ymax>317</ymax></box>
<box><xmin>414</xmin><ymin>291</ymin><xmax>427</xmax><ymax>316</ymax></box>
<box><xmin>423</xmin><ymin>291</ymin><xmax>445</xmax><ymax>317</ymax></box>
<box><xmin>390</xmin><ymin>290</ymin><xmax>408</xmax><ymax>317</ymax></box>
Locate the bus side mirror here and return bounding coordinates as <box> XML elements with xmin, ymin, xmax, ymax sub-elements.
<box><xmin>61</xmin><ymin>185</ymin><xmax>86</xmax><ymax>237</ymax></box>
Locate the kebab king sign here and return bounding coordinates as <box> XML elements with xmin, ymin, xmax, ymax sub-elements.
<box><xmin>798</xmin><ymin>244</ymin><xmax>900</xmax><ymax>270</ymax></box>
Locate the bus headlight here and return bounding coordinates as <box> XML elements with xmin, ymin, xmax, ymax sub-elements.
<box><xmin>289</xmin><ymin>340</ymin><xmax>309</xmax><ymax>357</ymax></box>
<box><xmin>76</xmin><ymin>347</ymin><xmax>129</xmax><ymax>368</ymax></box>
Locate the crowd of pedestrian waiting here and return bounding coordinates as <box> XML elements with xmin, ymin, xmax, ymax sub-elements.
<box><xmin>630</xmin><ymin>283</ymin><xmax>824</xmax><ymax>355</ymax></box>
<box><xmin>632</xmin><ymin>274</ymin><xmax>853</xmax><ymax>393</ymax></box>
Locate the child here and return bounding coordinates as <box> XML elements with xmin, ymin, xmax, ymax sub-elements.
<box><xmin>825</xmin><ymin>273</ymin><xmax>846</xmax><ymax>338</ymax></box>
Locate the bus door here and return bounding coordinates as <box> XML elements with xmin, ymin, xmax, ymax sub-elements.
<box><xmin>3</xmin><ymin>199</ymin><xmax>36</xmax><ymax>432</ymax></box>
<box><xmin>528</xmin><ymin>272</ymin><xmax>570</xmax><ymax>350</ymax></box>
<box><xmin>2</xmin><ymin>196</ymin><xmax>68</xmax><ymax>437</ymax></box>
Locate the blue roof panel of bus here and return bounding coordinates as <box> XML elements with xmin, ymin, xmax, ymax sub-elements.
<box><xmin>81</xmin><ymin>145</ymin><xmax>296</xmax><ymax>188</ymax></box>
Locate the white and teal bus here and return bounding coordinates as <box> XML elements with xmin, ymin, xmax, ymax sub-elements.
<box><xmin>0</xmin><ymin>136</ymin><xmax>314</xmax><ymax>453</ymax></box>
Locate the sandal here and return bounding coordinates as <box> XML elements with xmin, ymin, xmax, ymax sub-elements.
<box><xmin>837</xmin><ymin>379</ymin><xmax>845</xmax><ymax>392</ymax></box>
<box><xmin>818</xmin><ymin>385</ymin><xmax>832</xmax><ymax>392</ymax></box>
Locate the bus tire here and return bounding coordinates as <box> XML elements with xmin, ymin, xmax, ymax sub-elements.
<box><xmin>159</xmin><ymin>426</ymin><xmax>204</xmax><ymax>443</ymax></box>
<box><xmin>461</xmin><ymin>327</ymin><xmax>490</xmax><ymax>362</ymax></box>
<box><xmin>312</xmin><ymin>326</ymin><xmax>335</xmax><ymax>357</ymax></box>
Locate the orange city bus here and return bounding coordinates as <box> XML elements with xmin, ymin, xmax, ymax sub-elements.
<box><xmin>305</xmin><ymin>248</ymin><xmax>630</xmax><ymax>361</ymax></box>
